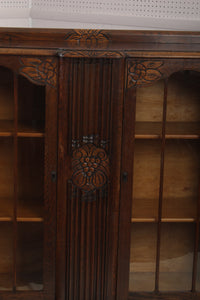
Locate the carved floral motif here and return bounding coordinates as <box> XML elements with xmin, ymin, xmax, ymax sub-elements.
<box><xmin>60</xmin><ymin>50</ymin><xmax>123</xmax><ymax>58</ymax></box>
<box><xmin>72</xmin><ymin>144</ymin><xmax>109</xmax><ymax>192</ymax></box>
<box><xmin>127</xmin><ymin>60</ymin><xmax>164</xmax><ymax>88</ymax></box>
<box><xmin>65</xmin><ymin>30</ymin><xmax>110</xmax><ymax>46</ymax></box>
<box><xmin>19</xmin><ymin>58</ymin><xmax>57</xmax><ymax>88</ymax></box>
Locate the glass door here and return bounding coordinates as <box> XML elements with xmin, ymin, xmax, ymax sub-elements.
<box><xmin>128</xmin><ymin>70</ymin><xmax>200</xmax><ymax>296</ymax></box>
<box><xmin>0</xmin><ymin>63</ymin><xmax>57</xmax><ymax>298</ymax></box>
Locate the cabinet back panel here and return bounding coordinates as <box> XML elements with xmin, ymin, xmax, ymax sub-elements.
<box><xmin>0</xmin><ymin>67</ymin><xmax>13</xmax><ymax>122</ymax></box>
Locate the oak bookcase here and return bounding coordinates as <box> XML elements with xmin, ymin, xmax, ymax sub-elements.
<box><xmin>0</xmin><ymin>29</ymin><xmax>199</xmax><ymax>300</ymax></box>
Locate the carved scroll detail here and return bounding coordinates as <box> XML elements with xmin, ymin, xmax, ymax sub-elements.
<box><xmin>72</xmin><ymin>143</ymin><xmax>109</xmax><ymax>193</ymax></box>
<box><xmin>127</xmin><ymin>60</ymin><xmax>164</xmax><ymax>88</ymax></box>
<box><xmin>59</xmin><ymin>50</ymin><xmax>123</xmax><ymax>58</ymax></box>
<box><xmin>19</xmin><ymin>58</ymin><xmax>57</xmax><ymax>88</ymax></box>
<box><xmin>65</xmin><ymin>30</ymin><xmax>110</xmax><ymax>46</ymax></box>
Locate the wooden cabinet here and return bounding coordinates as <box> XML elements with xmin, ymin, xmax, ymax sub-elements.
<box><xmin>0</xmin><ymin>29</ymin><xmax>199</xmax><ymax>300</ymax></box>
<box><xmin>0</xmin><ymin>55</ymin><xmax>57</xmax><ymax>300</ymax></box>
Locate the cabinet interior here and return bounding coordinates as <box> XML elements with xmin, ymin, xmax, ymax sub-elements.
<box><xmin>0</xmin><ymin>66</ymin><xmax>45</xmax><ymax>291</ymax></box>
<box><xmin>129</xmin><ymin>71</ymin><xmax>200</xmax><ymax>293</ymax></box>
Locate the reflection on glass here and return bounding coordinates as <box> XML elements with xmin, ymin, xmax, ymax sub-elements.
<box><xmin>129</xmin><ymin>223</ymin><xmax>157</xmax><ymax>291</ymax></box>
<box><xmin>0</xmin><ymin>223</ymin><xmax>13</xmax><ymax>290</ymax></box>
<box><xmin>160</xmin><ymin>223</ymin><xmax>195</xmax><ymax>291</ymax></box>
<box><xmin>16</xmin><ymin>222</ymin><xmax>43</xmax><ymax>291</ymax></box>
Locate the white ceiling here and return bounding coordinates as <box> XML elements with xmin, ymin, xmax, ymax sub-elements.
<box><xmin>0</xmin><ymin>0</ymin><xmax>199</xmax><ymax>30</ymax></box>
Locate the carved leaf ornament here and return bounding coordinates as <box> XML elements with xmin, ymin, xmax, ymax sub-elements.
<box><xmin>19</xmin><ymin>58</ymin><xmax>57</xmax><ymax>88</ymax></box>
<box><xmin>72</xmin><ymin>144</ymin><xmax>110</xmax><ymax>192</ymax></box>
<box><xmin>65</xmin><ymin>30</ymin><xmax>110</xmax><ymax>46</ymax></box>
<box><xmin>127</xmin><ymin>60</ymin><xmax>164</xmax><ymax>88</ymax></box>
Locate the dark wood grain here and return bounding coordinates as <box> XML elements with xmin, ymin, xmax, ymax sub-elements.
<box><xmin>57</xmin><ymin>57</ymin><xmax>124</xmax><ymax>300</ymax></box>
<box><xmin>0</xmin><ymin>29</ymin><xmax>200</xmax><ymax>52</ymax></box>
<box><xmin>0</xmin><ymin>29</ymin><xmax>200</xmax><ymax>300</ymax></box>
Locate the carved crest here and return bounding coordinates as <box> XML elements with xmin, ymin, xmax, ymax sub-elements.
<box><xmin>65</xmin><ymin>30</ymin><xmax>110</xmax><ymax>46</ymax></box>
<box><xmin>72</xmin><ymin>144</ymin><xmax>110</xmax><ymax>192</ymax></box>
<box><xmin>127</xmin><ymin>60</ymin><xmax>164</xmax><ymax>88</ymax></box>
<box><xmin>19</xmin><ymin>58</ymin><xmax>57</xmax><ymax>88</ymax></box>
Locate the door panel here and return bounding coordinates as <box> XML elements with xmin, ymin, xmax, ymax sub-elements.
<box><xmin>118</xmin><ymin>59</ymin><xmax>200</xmax><ymax>300</ymax></box>
<box><xmin>57</xmin><ymin>57</ymin><xmax>124</xmax><ymax>300</ymax></box>
<box><xmin>0</xmin><ymin>57</ymin><xmax>58</xmax><ymax>300</ymax></box>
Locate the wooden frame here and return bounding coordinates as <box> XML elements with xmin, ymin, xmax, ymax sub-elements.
<box><xmin>0</xmin><ymin>29</ymin><xmax>199</xmax><ymax>300</ymax></box>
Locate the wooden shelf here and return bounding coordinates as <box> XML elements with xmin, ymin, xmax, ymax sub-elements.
<box><xmin>135</xmin><ymin>122</ymin><xmax>200</xmax><ymax>139</ymax></box>
<box><xmin>0</xmin><ymin>197</ymin><xmax>43</xmax><ymax>222</ymax></box>
<box><xmin>0</xmin><ymin>120</ymin><xmax>44</xmax><ymax>137</ymax></box>
<box><xmin>131</xmin><ymin>218</ymin><xmax>195</xmax><ymax>223</ymax></box>
<box><xmin>132</xmin><ymin>197</ymin><xmax>197</xmax><ymax>222</ymax></box>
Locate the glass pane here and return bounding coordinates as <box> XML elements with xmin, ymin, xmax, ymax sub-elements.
<box><xmin>0</xmin><ymin>223</ymin><xmax>13</xmax><ymax>290</ymax></box>
<box><xmin>0</xmin><ymin>137</ymin><xmax>14</xmax><ymax>219</ymax></box>
<box><xmin>0</xmin><ymin>67</ymin><xmax>14</xmax><ymax>133</ymax></box>
<box><xmin>132</xmin><ymin>140</ymin><xmax>161</xmax><ymax>220</ymax></box>
<box><xmin>129</xmin><ymin>223</ymin><xmax>157</xmax><ymax>292</ymax></box>
<box><xmin>166</xmin><ymin>71</ymin><xmax>200</xmax><ymax>137</ymax></box>
<box><xmin>16</xmin><ymin>222</ymin><xmax>43</xmax><ymax>291</ymax></box>
<box><xmin>17</xmin><ymin>137</ymin><xmax>44</xmax><ymax>220</ymax></box>
<box><xmin>135</xmin><ymin>80</ymin><xmax>164</xmax><ymax>137</ymax></box>
<box><xmin>18</xmin><ymin>76</ymin><xmax>45</xmax><ymax>134</ymax></box>
<box><xmin>160</xmin><ymin>223</ymin><xmax>195</xmax><ymax>291</ymax></box>
<box><xmin>162</xmin><ymin>140</ymin><xmax>199</xmax><ymax>220</ymax></box>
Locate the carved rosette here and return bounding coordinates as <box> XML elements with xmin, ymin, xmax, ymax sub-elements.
<box><xmin>19</xmin><ymin>58</ymin><xmax>57</xmax><ymax>88</ymax></box>
<box><xmin>72</xmin><ymin>144</ymin><xmax>109</xmax><ymax>193</ymax></box>
<box><xmin>65</xmin><ymin>30</ymin><xmax>110</xmax><ymax>46</ymax></box>
<box><xmin>127</xmin><ymin>60</ymin><xmax>164</xmax><ymax>88</ymax></box>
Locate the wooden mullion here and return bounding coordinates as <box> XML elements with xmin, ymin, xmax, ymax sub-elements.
<box><xmin>192</xmin><ymin>180</ymin><xmax>200</xmax><ymax>291</ymax></box>
<box><xmin>155</xmin><ymin>79</ymin><xmax>168</xmax><ymax>292</ymax></box>
<box><xmin>13</xmin><ymin>73</ymin><xmax>18</xmax><ymax>292</ymax></box>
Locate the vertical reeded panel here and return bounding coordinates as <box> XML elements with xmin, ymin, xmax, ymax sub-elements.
<box><xmin>65</xmin><ymin>58</ymin><xmax>113</xmax><ymax>300</ymax></box>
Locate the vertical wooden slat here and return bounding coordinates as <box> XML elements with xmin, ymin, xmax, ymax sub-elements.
<box><xmin>192</xmin><ymin>182</ymin><xmax>200</xmax><ymax>291</ymax></box>
<box><xmin>155</xmin><ymin>79</ymin><xmax>168</xmax><ymax>292</ymax></box>
<box><xmin>68</xmin><ymin>186</ymin><xmax>76</xmax><ymax>300</ymax></box>
<box><xmin>72</xmin><ymin>60</ymin><xmax>78</xmax><ymax>142</ymax></box>
<box><xmin>102</xmin><ymin>192</ymin><xmax>109</xmax><ymax>300</ymax></box>
<box><xmin>116</xmin><ymin>61</ymin><xmax>135</xmax><ymax>300</ymax></box>
<box><xmin>90</xmin><ymin>197</ymin><xmax>97</xmax><ymax>300</ymax></box>
<box><xmin>94</xmin><ymin>61</ymin><xmax>100</xmax><ymax>135</ymax></box>
<box><xmin>13</xmin><ymin>73</ymin><xmax>18</xmax><ymax>292</ymax></box>
<box><xmin>57</xmin><ymin>56</ymin><xmax>68</xmax><ymax>300</ymax></box>
<box><xmin>85</xmin><ymin>202</ymin><xmax>91</xmax><ymax>300</ymax></box>
<box><xmin>97</xmin><ymin>60</ymin><xmax>104</xmax><ymax>139</ymax></box>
